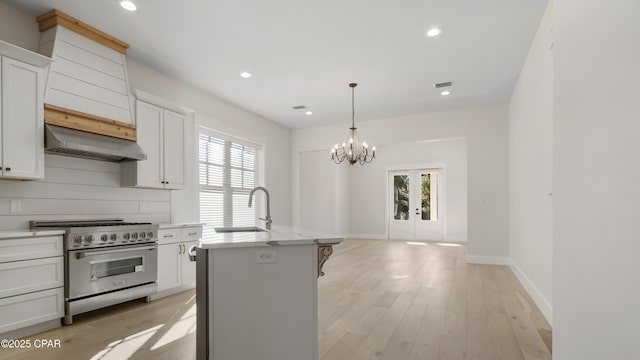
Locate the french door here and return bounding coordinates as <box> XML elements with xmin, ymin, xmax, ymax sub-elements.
<box><xmin>388</xmin><ymin>168</ymin><xmax>444</xmax><ymax>240</ymax></box>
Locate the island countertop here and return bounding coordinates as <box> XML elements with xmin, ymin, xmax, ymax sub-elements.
<box><xmin>199</xmin><ymin>225</ymin><xmax>343</xmax><ymax>249</ymax></box>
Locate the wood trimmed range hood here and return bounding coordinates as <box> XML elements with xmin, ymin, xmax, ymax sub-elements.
<box><xmin>36</xmin><ymin>9</ymin><xmax>145</xmax><ymax>162</ymax></box>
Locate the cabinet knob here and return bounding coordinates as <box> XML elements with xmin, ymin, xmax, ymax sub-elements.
<box><xmin>165</xmin><ymin>181</ymin><xmax>169</xmax><ymax>184</ymax></box>
<box><xmin>5</xmin><ymin>167</ymin><xmax>10</xmax><ymax>171</ymax></box>
<box><xmin>0</xmin><ymin>166</ymin><xmax>3</xmax><ymax>171</ymax></box>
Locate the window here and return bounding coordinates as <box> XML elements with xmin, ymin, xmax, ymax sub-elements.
<box><xmin>199</xmin><ymin>132</ymin><xmax>259</xmax><ymax>232</ymax></box>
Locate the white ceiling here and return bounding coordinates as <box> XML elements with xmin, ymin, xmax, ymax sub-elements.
<box><xmin>2</xmin><ymin>0</ymin><xmax>548</xmax><ymax>129</ymax></box>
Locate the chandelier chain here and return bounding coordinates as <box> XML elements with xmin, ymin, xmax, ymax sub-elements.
<box><xmin>351</xmin><ymin>85</ymin><xmax>355</xmax><ymax>128</ymax></box>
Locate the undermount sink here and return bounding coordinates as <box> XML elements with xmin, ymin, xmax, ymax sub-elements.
<box><xmin>214</xmin><ymin>226</ymin><xmax>268</xmax><ymax>233</ymax></box>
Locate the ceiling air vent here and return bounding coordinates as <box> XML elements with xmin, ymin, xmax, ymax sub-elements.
<box><xmin>292</xmin><ymin>105</ymin><xmax>307</xmax><ymax>110</ymax></box>
<box><xmin>434</xmin><ymin>81</ymin><xmax>453</xmax><ymax>88</ymax></box>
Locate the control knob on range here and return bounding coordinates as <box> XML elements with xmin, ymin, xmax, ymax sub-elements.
<box><xmin>123</xmin><ymin>233</ymin><xmax>130</xmax><ymax>240</ymax></box>
<box><xmin>73</xmin><ymin>235</ymin><xmax>83</xmax><ymax>245</ymax></box>
<box><xmin>85</xmin><ymin>235</ymin><xmax>94</xmax><ymax>244</ymax></box>
<box><xmin>139</xmin><ymin>232</ymin><xmax>146</xmax><ymax>239</ymax></box>
<box><xmin>131</xmin><ymin>232</ymin><xmax>138</xmax><ymax>240</ymax></box>
<box><xmin>101</xmin><ymin>234</ymin><xmax>108</xmax><ymax>242</ymax></box>
<box><xmin>110</xmin><ymin>234</ymin><xmax>118</xmax><ymax>241</ymax></box>
<box><xmin>147</xmin><ymin>232</ymin><xmax>154</xmax><ymax>239</ymax></box>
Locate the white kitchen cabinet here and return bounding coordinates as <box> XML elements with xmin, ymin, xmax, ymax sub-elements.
<box><xmin>153</xmin><ymin>225</ymin><xmax>202</xmax><ymax>298</ymax></box>
<box><xmin>0</xmin><ymin>41</ymin><xmax>50</xmax><ymax>180</ymax></box>
<box><xmin>0</xmin><ymin>232</ymin><xmax>64</xmax><ymax>337</ymax></box>
<box><xmin>121</xmin><ymin>99</ymin><xmax>185</xmax><ymax>189</ymax></box>
<box><xmin>157</xmin><ymin>241</ymin><xmax>181</xmax><ymax>292</ymax></box>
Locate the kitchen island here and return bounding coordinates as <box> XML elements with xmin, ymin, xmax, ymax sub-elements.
<box><xmin>194</xmin><ymin>226</ymin><xmax>342</xmax><ymax>360</ymax></box>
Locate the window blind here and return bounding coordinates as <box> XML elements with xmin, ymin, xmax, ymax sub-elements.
<box><xmin>199</xmin><ymin>133</ymin><xmax>258</xmax><ymax>234</ymax></box>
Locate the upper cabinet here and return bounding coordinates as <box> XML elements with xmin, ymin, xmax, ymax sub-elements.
<box><xmin>0</xmin><ymin>40</ymin><xmax>51</xmax><ymax>180</ymax></box>
<box><xmin>121</xmin><ymin>99</ymin><xmax>186</xmax><ymax>190</ymax></box>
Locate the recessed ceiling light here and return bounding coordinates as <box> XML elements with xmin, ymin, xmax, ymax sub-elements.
<box><xmin>305</xmin><ymin>111</ymin><xmax>313</xmax><ymax>115</ymax></box>
<box><xmin>240</xmin><ymin>72</ymin><xmax>252</xmax><ymax>78</ymax></box>
<box><xmin>426</xmin><ymin>27</ymin><xmax>442</xmax><ymax>37</ymax></box>
<box><xmin>120</xmin><ymin>0</ymin><xmax>137</xmax><ymax>11</ymax></box>
<box><xmin>441</xmin><ymin>90</ymin><xmax>451</xmax><ymax>96</ymax></box>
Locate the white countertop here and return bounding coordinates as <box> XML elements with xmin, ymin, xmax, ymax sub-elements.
<box><xmin>0</xmin><ymin>229</ymin><xmax>66</xmax><ymax>239</ymax></box>
<box><xmin>199</xmin><ymin>225</ymin><xmax>343</xmax><ymax>249</ymax></box>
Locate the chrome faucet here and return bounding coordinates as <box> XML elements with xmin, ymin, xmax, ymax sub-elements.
<box><xmin>248</xmin><ymin>186</ymin><xmax>272</xmax><ymax>230</ymax></box>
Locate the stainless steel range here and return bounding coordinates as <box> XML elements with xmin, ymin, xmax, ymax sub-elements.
<box><xmin>30</xmin><ymin>219</ymin><xmax>159</xmax><ymax>325</ymax></box>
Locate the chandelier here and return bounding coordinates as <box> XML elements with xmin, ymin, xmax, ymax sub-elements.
<box><xmin>330</xmin><ymin>83</ymin><xmax>376</xmax><ymax>165</ymax></box>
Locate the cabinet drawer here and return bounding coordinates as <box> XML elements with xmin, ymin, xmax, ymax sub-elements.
<box><xmin>0</xmin><ymin>257</ymin><xmax>64</xmax><ymax>299</ymax></box>
<box><xmin>0</xmin><ymin>288</ymin><xmax>64</xmax><ymax>334</ymax></box>
<box><xmin>0</xmin><ymin>236</ymin><xmax>63</xmax><ymax>263</ymax></box>
<box><xmin>181</xmin><ymin>226</ymin><xmax>202</xmax><ymax>242</ymax></box>
<box><xmin>158</xmin><ymin>228</ymin><xmax>181</xmax><ymax>245</ymax></box>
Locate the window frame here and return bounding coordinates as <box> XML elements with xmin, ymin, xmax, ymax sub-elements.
<box><xmin>198</xmin><ymin>129</ymin><xmax>263</xmax><ymax>228</ymax></box>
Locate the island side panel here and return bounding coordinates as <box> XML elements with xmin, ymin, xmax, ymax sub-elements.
<box><xmin>209</xmin><ymin>244</ymin><xmax>318</xmax><ymax>360</ymax></box>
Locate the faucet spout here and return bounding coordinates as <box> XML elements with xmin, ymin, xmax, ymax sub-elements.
<box><xmin>248</xmin><ymin>186</ymin><xmax>272</xmax><ymax>230</ymax></box>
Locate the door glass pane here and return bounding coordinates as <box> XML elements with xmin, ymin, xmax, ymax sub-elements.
<box><xmin>91</xmin><ymin>257</ymin><xmax>143</xmax><ymax>280</ymax></box>
<box><xmin>421</xmin><ymin>173</ymin><xmax>438</xmax><ymax>221</ymax></box>
<box><xmin>394</xmin><ymin>175</ymin><xmax>409</xmax><ymax>220</ymax></box>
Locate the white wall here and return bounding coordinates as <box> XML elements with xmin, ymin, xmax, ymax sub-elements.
<box><xmin>0</xmin><ymin>8</ymin><xmax>171</xmax><ymax>230</ymax></box>
<box><xmin>0</xmin><ymin>2</ymin><xmax>39</xmax><ymax>51</ymax></box>
<box><xmin>298</xmin><ymin>138</ymin><xmax>467</xmax><ymax>240</ymax></box>
<box><xmin>347</xmin><ymin>138</ymin><xmax>467</xmax><ymax>240</ymax></box>
<box><xmin>508</xmin><ymin>3</ymin><xmax>554</xmax><ymax>324</ymax></box>
<box><xmin>293</xmin><ymin>104</ymin><xmax>509</xmax><ymax>260</ymax></box>
<box><xmin>0</xmin><ymin>155</ymin><xmax>171</xmax><ymax>230</ymax></box>
<box><xmin>0</xmin><ymin>6</ymin><xmax>293</xmax><ymax>228</ymax></box>
<box><xmin>553</xmin><ymin>0</ymin><xmax>640</xmax><ymax>358</ymax></box>
<box><xmin>299</xmin><ymin>150</ymin><xmax>349</xmax><ymax>235</ymax></box>
<box><xmin>126</xmin><ymin>60</ymin><xmax>293</xmax><ymax>226</ymax></box>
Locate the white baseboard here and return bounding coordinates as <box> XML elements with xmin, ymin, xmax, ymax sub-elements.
<box><xmin>466</xmin><ymin>255</ymin><xmax>510</xmax><ymax>265</ymax></box>
<box><xmin>509</xmin><ymin>261</ymin><xmax>553</xmax><ymax>326</ymax></box>
<box><xmin>346</xmin><ymin>234</ymin><xmax>387</xmax><ymax>240</ymax></box>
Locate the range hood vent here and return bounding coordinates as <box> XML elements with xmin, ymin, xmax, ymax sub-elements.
<box><xmin>45</xmin><ymin>125</ymin><xmax>146</xmax><ymax>162</ymax></box>
<box><xmin>36</xmin><ymin>10</ymin><xmax>137</xmax><ymax>141</ymax></box>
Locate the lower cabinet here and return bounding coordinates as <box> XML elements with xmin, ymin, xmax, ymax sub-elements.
<box><xmin>155</xmin><ymin>225</ymin><xmax>202</xmax><ymax>297</ymax></box>
<box><xmin>0</xmin><ymin>233</ymin><xmax>64</xmax><ymax>336</ymax></box>
<box><xmin>157</xmin><ymin>241</ymin><xmax>181</xmax><ymax>291</ymax></box>
<box><xmin>0</xmin><ymin>288</ymin><xmax>64</xmax><ymax>335</ymax></box>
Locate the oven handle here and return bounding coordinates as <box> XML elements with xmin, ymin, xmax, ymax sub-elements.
<box><xmin>75</xmin><ymin>245</ymin><xmax>157</xmax><ymax>259</ymax></box>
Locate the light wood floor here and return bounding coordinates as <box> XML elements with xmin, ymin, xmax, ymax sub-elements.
<box><xmin>0</xmin><ymin>239</ymin><xmax>551</xmax><ymax>360</ymax></box>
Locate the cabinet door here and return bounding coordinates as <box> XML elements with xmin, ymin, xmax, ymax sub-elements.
<box><xmin>1</xmin><ymin>57</ymin><xmax>44</xmax><ymax>179</ymax></box>
<box><xmin>135</xmin><ymin>101</ymin><xmax>164</xmax><ymax>188</ymax></box>
<box><xmin>180</xmin><ymin>240</ymin><xmax>197</xmax><ymax>288</ymax></box>
<box><xmin>162</xmin><ymin>110</ymin><xmax>185</xmax><ymax>189</ymax></box>
<box><xmin>0</xmin><ymin>287</ymin><xmax>63</xmax><ymax>334</ymax></box>
<box><xmin>157</xmin><ymin>243</ymin><xmax>181</xmax><ymax>292</ymax></box>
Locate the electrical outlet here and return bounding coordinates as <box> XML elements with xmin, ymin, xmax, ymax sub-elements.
<box><xmin>10</xmin><ymin>200</ymin><xmax>21</xmax><ymax>213</ymax></box>
<box><xmin>256</xmin><ymin>250</ymin><xmax>277</xmax><ymax>264</ymax></box>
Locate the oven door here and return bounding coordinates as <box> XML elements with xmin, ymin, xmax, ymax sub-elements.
<box><xmin>67</xmin><ymin>243</ymin><xmax>158</xmax><ymax>300</ymax></box>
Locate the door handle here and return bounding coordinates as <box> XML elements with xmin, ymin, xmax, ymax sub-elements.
<box><xmin>415</xmin><ymin>208</ymin><xmax>420</xmax><ymax>215</ymax></box>
<box><xmin>75</xmin><ymin>245</ymin><xmax>156</xmax><ymax>259</ymax></box>
<box><xmin>188</xmin><ymin>245</ymin><xmax>197</xmax><ymax>262</ymax></box>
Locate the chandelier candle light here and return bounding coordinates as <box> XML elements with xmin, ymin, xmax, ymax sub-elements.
<box><xmin>330</xmin><ymin>83</ymin><xmax>376</xmax><ymax>165</ymax></box>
